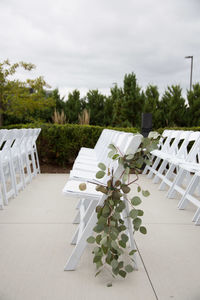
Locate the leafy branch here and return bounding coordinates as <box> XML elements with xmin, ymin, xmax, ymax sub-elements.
<box><xmin>79</xmin><ymin>133</ymin><xmax>159</xmax><ymax>286</ymax></box>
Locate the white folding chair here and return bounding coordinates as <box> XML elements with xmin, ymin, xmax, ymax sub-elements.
<box><xmin>158</xmin><ymin>131</ymin><xmax>200</xmax><ymax>191</ymax></box>
<box><xmin>152</xmin><ymin>130</ymin><xmax>190</xmax><ymax>184</ymax></box>
<box><xmin>143</xmin><ymin>130</ymin><xmax>182</xmax><ymax>179</ymax></box>
<box><xmin>178</xmin><ymin>171</ymin><xmax>200</xmax><ymax>225</ymax></box>
<box><xmin>0</xmin><ymin>130</ymin><xmax>17</xmax><ymax>205</ymax></box>
<box><xmin>62</xmin><ymin>133</ymin><xmax>143</xmax><ymax>271</ymax></box>
<box><xmin>70</xmin><ymin>132</ymin><xmax>135</xmax><ymax>224</ymax></box>
<box><xmin>10</xmin><ymin>129</ymin><xmax>30</xmax><ymax>194</ymax></box>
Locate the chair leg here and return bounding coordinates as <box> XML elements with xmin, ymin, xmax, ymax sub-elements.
<box><xmin>167</xmin><ymin>169</ymin><xmax>186</xmax><ymax>199</ymax></box>
<box><xmin>123</xmin><ymin>195</ymin><xmax>138</xmax><ymax>270</ymax></box>
<box><xmin>64</xmin><ymin>210</ymin><xmax>98</xmax><ymax>271</ymax></box>
<box><xmin>147</xmin><ymin>157</ymin><xmax>161</xmax><ymax>179</ymax></box>
<box><xmin>178</xmin><ymin>175</ymin><xmax>198</xmax><ymax>209</ymax></box>
<box><xmin>153</xmin><ymin>160</ymin><xmax>168</xmax><ymax>184</ymax></box>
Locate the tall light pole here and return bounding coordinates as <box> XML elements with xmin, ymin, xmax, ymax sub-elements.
<box><xmin>185</xmin><ymin>55</ymin><xmax>193</xmax><ymax>91</ymax></box>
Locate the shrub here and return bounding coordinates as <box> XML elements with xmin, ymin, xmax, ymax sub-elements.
<box><xmin>3</xmin><ymin>123</ymin><xmax>138</xmax><ymax>166</ymax></box>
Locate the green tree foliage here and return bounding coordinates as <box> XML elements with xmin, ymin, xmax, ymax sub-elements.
<box><xmin>49</xmin><ymin>88</ymin><xmax>65</xmax><ymax>113</ymax></box>
<box><xmin>187</xmin><ymin>83</ymin><xmax>200</xmax><ymax>126</ymax></box>
<box><xmin>0</xmin><ymin>60</ymin><xmax>55</xmax><ymax>125</ymax></box>
<box><xmin>159</xmin><ymin>85</ymin><xmax>187</xmax><ymax>127</ymax></box>
<box><xmin>111</xmin><ymin>84</ymin><xmax>124</xmax><ymax>127</ymax></box>
<box><xmin>144</xmin><ymin>85</ymin><xmax>163</xmax><ymax>128</ymax></box>
<box><xmin>121</xmin><ymin>73</ymin><xmax>144</xmax><ymax>127</ymax></box>
<box><xmin>65</xmin><ymin>89</ymin><xmax>83</xmax><ymax>123</ymax></box>
<box><xmin>86</xmin><ymin>90</ymin><xmax>105</xmax><ymax>125</ymax></box>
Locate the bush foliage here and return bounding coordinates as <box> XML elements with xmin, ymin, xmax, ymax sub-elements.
<box><xmin>4</xmin><ymin>123</ymin><xmax>200</xmax><ymax>166</ymax></box>
<box><xmin>5</xmin><ymin>123</ymin><xmax>138</xmax><ymax>166</ymax></box>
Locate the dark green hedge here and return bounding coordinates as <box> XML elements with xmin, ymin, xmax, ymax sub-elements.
<box><xmin>4</xmin><ymin>123</ymin><xmax>138</xmax><ymax>166</ymax></box>
<box><xmin>4</xmin><ymin>123</ymin><xmax>200</xmax><ymax>166</ymax></box>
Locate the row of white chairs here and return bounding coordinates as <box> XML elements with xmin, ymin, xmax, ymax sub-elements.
<box><xmin>143</xmin><ymin>129</ymin><xmax>200</xmax><ymax>225</ymax></box>
<box><xmin>62</xmin><ymin>129</ymin><xmax>143</xmax><ymax>270</ymax></box>
<box><xmin>0</xmin><ymin>128</ymin><xmax>41</xmax><ymax>209</ymax></box>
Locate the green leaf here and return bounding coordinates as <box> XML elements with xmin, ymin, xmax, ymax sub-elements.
<box><xmin>137</xmin><ymin>209</ymin><xmax>144</xmax><ymax>216</ymax></box>
<box><xmin>96</xmin><ymin>185</ymin><xmax>107</xmax><ymax>194</ymax></box>
<box><xmin>125</xmin><ymin>264</ymin><xmax>134</xmax><ymax>273</ymax></box>
<box><xmin>98</xmin><ymin>216</ymin><xmax>107</xmax><ymax>224</ymax></box>
<box><xmin>79</xmin><ymin>183</ymin><xmax>86</xmax><ymax>191</ymax></box>
<box><xmin>100</xmin><ymin>236</ymin><xmax>108</xmax><ymax>246</ymax></box>
<box><xmin>96</xmin><ymin>260</ymin><xmax>103</xmax><ymax>269</ymax></box>
<box><xmin>96</xmin><ymin>170</ymin><xmax>106</xmax><ymax>179</ymax></box>
<box><xmin>108</xmin><ymin>144</ymin><xmax>116</xmax><ymax>151</ymax></box>
<box><xmin>140</xmin><ymin>226</ymin><xmax>147</xmax><ymax>234</ymax></box>
<box><xmin>118</xmin><ymin>225</ymin><xmax>126</xmax><ymax>232</ymax></box>
<box><xmin>115</xmin><ymin>180</ymin><xmax>121</xmax><ymax>187</ymax></box>
<box><xmin>109</xmin><ymin>199</ymin><xmax>114</xmax><ymax>206</ymax></box>
<box><xmin>112</xmin><ymin>211</ymin><xmax>120</xmax><ymax>220</ymax></box>
<box><xmin>108</xmin><ymin>150</ymin><xmax>115</xmax><ymax>158</ymax></box>
<box><xmin>142</xmin><ymin>190</ymin><xmax>150</xmax><ymax>197</ymax></box>
<box><xmin>126</xmin><ymin>154</ymin><xmax>134</xmax><ymax>160</ymax></box>
<box><xmin>93</xmin><ymin>224</ymin><xmax>104</xmax><ymax>233</ymax></box>
<box><xmin>129</xmin><ymin>209</ymin><xmax>138</xmax><ymax>219</ymax></box>
<box><xmin>87</xmin><ymin>236</ymin><xmax>95</xmax><ymax>244</ymax></box>
<box><xmin>122</xmin><ymin>173</ymin><xmax>128</xmax><ymax>183</ymax></box>
<box><xmin>102</xmin><ymin>244</ymin><xmax>108</xmax><ymax>254</ymax></box>
<box><xmin>116</xmin><ymin>201</ymin><xmax>126</xmax><ymax>213</ymax></box>
<box><xmin>110</xmin><ymin>220</ymin><xmax>116</xmax><ymax>227</ymax></box>
<box><xmin>133</xmin><ymin>217</ymin><xmax>142</xmax><ymax>230</ymax></box>
<box><xmin>112</xmin><ymin>154</ymin><xmax>120</xmax><ymax>160</ymax></box>
<box><xmin>93</xmin><ymin>255</ymin><xmax>101</xmax><ymax>263</ymax></box>
<box><xmin>113</xmin><ymin>267</ymin><xmax>119</xmax><ymax>275</ymax></box>
<box><xmin>95</xmin><ymin>206</ymin><xmax>102</xmax><ymax>213</ymax></box>
<box><xmin>121</xmin><ymin>233</ymin><xmax>129</xmax><ymax>243</ymax></box>
<box><xmin>98</xmin><ymin>162</ymin><xmax>106</xmax><ymax>171</ymax></box>
<box><xmin>110</xmin><ymin>231</ymin><xmax>118</xmax><ymax>240</ymax></box>
<box><xmin>121</xmin><ymin>184</ymin><xmax>131</xmax><ymax>194</ymax></box>
<box><xmin>111</xmin><ymin>240</ymin><xmax>118</xmax><ymax>250</ymax></box>
<box><xmin>93</xmin><ymin>246</ymin><xmax>101</xmax><ymax>254</ymax></box>
<box><xmin>118</xmin><ymin>261</ymin><xmax>124</xmax><ymax>269</ymax></box>
<box><xmin>137</xmin><ymin>186</ymin><xmax>141</xmax><ymax>193</ymax></box>
<box><xmin>111</xmin><ymin>259</ymin><xmax>118</xmax><ymax>269</ymax></box>
<box><xmin>102</xmin><ymin>205</ymin><xmax>110</xmax><ymax>217</ymax></box>
<box><xmin>118</xmin><ymin>240</ymin><xmax>126</xmax><ymax>248</ymax></box>
<box><xmin>131</xmin><ymin>196</ymin><xmax>142</xmax><ymax>206</ymax></box>
<box><xmin>118</xmin><ymin>270</ymin><xmax>126</xmax><ymax>278</ymax></box>
<box><xmin>107</xmin><ymin>282</ymin><xmax>112</xmax><ymax>287</ymax></box>
<box><xmin>112</xmin><ymin>190</ymin><xmax>121</xmax><ymax>200</ymax></box>
<box><xmin>129</xmin><ymin>249</ymin><xmax>137</xmax><ymax>256</ymax></box>
<box><xmin>124</xmin><ymin>167</ymin><xmax>130</xmax><ymax>175</ymax></box>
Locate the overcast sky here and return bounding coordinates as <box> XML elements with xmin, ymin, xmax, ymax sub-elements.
<box><xmin>1</xmin><ymin>0</ymin><xmax>200</xmax><ymax>100</ymax></box>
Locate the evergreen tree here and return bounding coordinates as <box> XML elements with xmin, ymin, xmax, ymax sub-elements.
<box><xmin>65</xmin><ymin>90</ymin><xmax>82</xmax><ymax>123</ymax></box>
<box><xmin>121</xmin><ymin>73</ymin><xmax>144</xmax><ymax>127</ymax></box>
<box><xmin>187</xmin><ymin>83</ymin><xmax>200</xmax><ymax>126</ymax></box>
<box><xmin>86</xmin><ymin>90</ymin><xmax>105</xmax><ymax>126</ymax></box>
<box><xmin>144</xmin><ymin>85</ymin><xmax>162</xmax><ymax>128</ymax></box>
<box><xmin>160</xmin><ymin>85</ymin><xmax>187</xmax><ymax>127</ymax></box>
<box><xmin>110</xmin><ymin>84</ymin><xmax>124</xmax><ymax>127</ymax></box>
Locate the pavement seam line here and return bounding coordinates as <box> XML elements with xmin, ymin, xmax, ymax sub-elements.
<box><xmin>135</xmin><ymin>240</ymin><xmax>159</xmax><ymax>300</ymax></box>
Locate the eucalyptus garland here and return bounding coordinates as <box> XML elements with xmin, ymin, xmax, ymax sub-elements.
<box><xmin>79</xmin><ymin>133</ymin><xmax>159</xmax><ymax>286</ymax></box>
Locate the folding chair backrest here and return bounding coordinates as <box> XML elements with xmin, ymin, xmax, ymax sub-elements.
<box><xmin>11</xmin><ymin>129</ymin><xmax>25</xmax><ymax>153</ymax></box>
<box><xmin>165</xmin><ymin>130</ymin><xmax>183</xmax><ymax>155</ymax></box>
<box><xmin>175</xmin><ymin>131</ymin><xmax>200</xmax><ymax>161</ymax></box>
<box><xmin>172</xmin><ymin>131</ymin><xmax>192</xmax><ymax>159</ymax></box>
<box><xmin>158</xmin><ymin>130</ymin><xmax>172</xmax><ymax>150</ymax></box>
<box><xmin>0</xmin><ymin>130</ymin><xmax>16</xmax><ymax>159</ymax></box>
<box><xmin>114</xmin><ymin>134</ymin><xmax>143</xmax><ymax>181</ymax></box>
<box><xmin>0</xmin><ymin>129</ymin><xmax>9</xmax><ymax>150</ymax></box>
